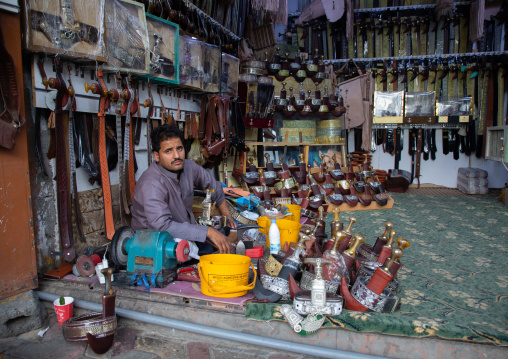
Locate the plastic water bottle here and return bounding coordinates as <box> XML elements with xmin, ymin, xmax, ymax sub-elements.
<box><xmin>269</xmin><ymin>219</ymin><xmax>281</xmax><ymax>254</ymax></box>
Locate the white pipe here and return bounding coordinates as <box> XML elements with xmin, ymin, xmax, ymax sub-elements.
<box><xmin>36</xmin><ymin>291</ymin><xmax>387</xmax><ymax>359</ymax></box>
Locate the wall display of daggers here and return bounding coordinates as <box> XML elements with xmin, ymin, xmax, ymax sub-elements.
<box><xmin>281</xmin><ymin>2</ymin><xmax>506</xmax><ymax>62</ymax></box>
<box><xmin>134</xmin><ymin>0</ymin><xmax>242</xmax><ymax>56</ymax></box>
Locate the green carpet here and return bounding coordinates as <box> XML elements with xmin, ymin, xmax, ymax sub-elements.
<box><xmin>246</xmin><ymin>193</ymin><xmax>508</xmax><ymax>345</ymax></box>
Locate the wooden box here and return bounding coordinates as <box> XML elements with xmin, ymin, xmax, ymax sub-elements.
<box><xmin>142</xmin><ymin>14</ymin><xmax>179</xmax><ymax>85</ymax></box>
<box><xmin>102</xmin><ymin>0</ymin><xmax>150</xmax><ymax>74</ymax></box>
<box><xmin>221</xmin><ymin>53</ymin><xmax>239</xmax><ymax>96</ymax></box>
<box><xmin>23</xmin><ymin>0</ymin><xmax>107</xmax><ymax>61</ymax></box>
<box><xmin>203</xmin><ymin>44</ymin><xmax>220</xmax><ymax>93</ymax></box>
<box><xmin>179</xmin><ymin>34</ymin><xmax>205</xmax><ymax>90</ymax></box>
<box><xmin>373</xmin><ymin>90</ymin><xmax>404</xmax><ymax>124</ymax></box>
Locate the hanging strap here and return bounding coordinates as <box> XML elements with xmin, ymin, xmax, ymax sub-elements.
<box><xmin>415</xmin><ymin>128</ymin><xmax>423</xmax><ymax>188</ymax></box>
<box><xmin>97</xmin><ymin>69</ymin><xmax>115</xmax><ymax>240</ymax></box>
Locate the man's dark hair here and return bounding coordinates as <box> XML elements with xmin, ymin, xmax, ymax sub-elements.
<box><xmin>150</xmin><ymin>124</ymin><xmax>184</xmax><ymax>153</ymax></box>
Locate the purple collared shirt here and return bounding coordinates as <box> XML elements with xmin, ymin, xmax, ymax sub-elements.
<box><xmin>131</xmin><ymin>160</ymin><xmax>225</xmax><ymax>242</ymax></box>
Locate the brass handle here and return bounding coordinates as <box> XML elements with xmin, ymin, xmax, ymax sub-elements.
<box><xmin>386</xmin><ymin>229</ymin><xmax>397</xmax><ymax>248</ymax></box>
<box><xmin>332</xmin><ymin>207</ymin><xmax>340</xmax><ymax>222</ymax></box>
<box><xmin>344</xmin><ymin>234</ymin><xmax>365</xmax><ymax>258</ymax></box>
<box><xmin>380</xmin><ymin>247</ymin><xmax>403</xmax><ymax>274</ymax></box>
<box><xmin>397</xmin><ymin>238</ymin><xmax>410</xmax><ymax>251</ymax></box>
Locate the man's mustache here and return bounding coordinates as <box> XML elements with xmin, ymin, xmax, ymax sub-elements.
<box><xmin>172</xmin><ymin>159</ymin><xmax>182</xmax><ymax>164</ymax></box>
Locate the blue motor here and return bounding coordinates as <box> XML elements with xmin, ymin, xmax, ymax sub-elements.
<box><xmin>110</xmin><ymin>226</ymin><xmax>190</xmax><ymax>288</ymax></box>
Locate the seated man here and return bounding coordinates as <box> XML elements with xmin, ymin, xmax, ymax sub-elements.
<box><xmin>131</xmin><ymin>124</ymin><xmax>236</xmax><ymax>256</ymax></box>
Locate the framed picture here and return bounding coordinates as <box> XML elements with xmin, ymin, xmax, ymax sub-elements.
<box><xmin>221</xmin><ymin>53</ymin><xmax>239</xmax><ymax>96</ymax></box>
<box><xmin>24</xmin><ymin>0</ymin><xmax>107</xmax><ymax>61</ymax></box>
<box><xmin>404</xmin><ymin>91</ymin><xmax>435</xmax><ymax>117</ymax></box>
<box><xmin>203</xmin><ymin>44</ymin><xmax>220</xmax><ymax>93</ymax></box>
<box><xmin>143</xmin><ymin>14</ymin><xmax>179</xmax><ymax>85</ymax></box>
<box><xmin>179</xmin><ymin>34</ymin><xmax>205</xmax><ymax>91</ymax></box>
<box><xmin>102</xmin><ymin>0</ymin><xmax>149</xmax><ymax>74</ymax></box>
<box><xmin>373</xmin><ymin>90</ymin><xmax>404</xmax><ymax>124</ymax></box>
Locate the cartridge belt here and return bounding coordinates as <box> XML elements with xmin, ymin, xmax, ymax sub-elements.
<box><xmin>299</xmin><ymin>269</ymin><xmax>340</xmax><ymax>294</ymax></box>
<box><xmin>63</xmin><ymin>313</ymin><xmax>117</xmax><ymax>341</ymax></box>
<box><xmin>261</xmin><ymin>275</ymin><xmax>291</xmax><ymax>299</ymax></box>
<box><xmin>351</xmin><ymin>276</ymin><xmax>401</xmax><ymax>313</ymax></box>
<box><xmin>293</xmin><ymin>290</ymin><xmax>343</xmax><ymax>316</ymax></box>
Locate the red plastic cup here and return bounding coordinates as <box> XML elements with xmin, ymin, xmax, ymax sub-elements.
<box><xmin>53</xmin><ymin>297</ymin><xmax>74</xmax><ymax>325</ymax></box>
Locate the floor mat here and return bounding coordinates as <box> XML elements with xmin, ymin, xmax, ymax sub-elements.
<box><xmin>246</xmin><ymin>193</ymin><xmax>508</xmax><ymax>345</ymax></box>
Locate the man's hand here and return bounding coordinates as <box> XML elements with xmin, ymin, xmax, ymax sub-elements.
<box><xmin>206</xmin><ymin>227</ymin><xmax>231</xmax><ymax>254</ymax></box>
<box><xmin>227</xmin><ymin>215</ymin><xmax>237</xmax><ymax>229</ymax></box>
<box><xmin>217</xmin><ymin>200</ymin><xmax>237</xmax><ymax>229</ymax></box>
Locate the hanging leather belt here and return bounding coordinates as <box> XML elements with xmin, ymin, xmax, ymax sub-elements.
<box><xmin>442</xmin><ymin>129</ymin><xmax>449</xmax><ymax>155</ymax></box>
<box><xmin>452</xmin><ymin>129</ymin><xmax>460</xmax><ymax>160</ymax></box>
<box><xmin>482</xmin><ymin>70</ymin><xmax>495</xmax><ymax>158</ymax></box>
<box><xmin>414</xmin><ymin>128</ymin><xmax>423</xmax><ymax>188</ymax></box>
<box><xmin>422</xmin><ymin>129</ymin><xmax>429</xmax><ymax>161</ymax></box>
<box><xmin>112</xmin><ymin>77</ymin><xmax>128</xmax><ymax>224</ymax></box>
<box><xmin>51</xmin><ymin>58</ymin><xmax>75</xmax><ymax>261</ymax></box>
<box><xmin>96</xmin><ymin>69</ymin><xmax>115</xmax><ymax>240</ymax></box>
<box><xmin>385</xmin><ymin>129</ymin><xmax>394</xmax><ymax>154</ymax></box>
<box><xmin>408</xmin><ymin>129</ymin><xmax>416</xmax><ymax>184</ymax></box>
<box><xmin>122</xmin><ymin>86</ymin><xmax>135</xmax><ymax>211</ymax></box>
<box><xmin>66</xmin><ymin>66</ymin><xmax>85</xmax><ymax>243</ymax></box>
<box><xmin>430</xmin><ymin>129</ymin><xmax>437</xmax><ymax>160</ymax></box>
<box><xmin>394</xmin><ymin>127</ymin><xmax>402</xmax><ymax>170</ymax></box>
<box><xmin>145</xmin><ymin>84</ymin><xmax>154</xmax><ymax>167</ymax></box>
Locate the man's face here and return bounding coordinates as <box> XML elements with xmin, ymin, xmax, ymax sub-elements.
<box><xmin>154</xmin><ymin>137</ymin><xmax>185</xmax><ymax>172</ymax></box>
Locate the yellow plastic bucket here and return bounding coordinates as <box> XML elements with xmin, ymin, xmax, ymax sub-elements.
<box><xmin>256</xmin><ymin>217</ymin><xmax>302</xmax><ymax>249</ymax></box>
<box><xmin>198</xmin><ymin>254</ymin><xmax>256</xmax><ymax>298</ymax></box>
<box><xmin>284</xmin><ymin>204</ymin><xmax>301</xmax><ymax>223</ymax></box>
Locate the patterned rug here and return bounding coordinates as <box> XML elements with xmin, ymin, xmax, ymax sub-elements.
<box><xmin>246</xmin><ymin>193</ymin><xmax>508</xmax><ymax>345</ymax></box>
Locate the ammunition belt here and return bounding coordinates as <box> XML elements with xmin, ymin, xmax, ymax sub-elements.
<box><xmin>293</xmin><ymin>290</ymin><xmax>343</xmax><ymax>316</ymax></box>
<box><xmin>350</xmin><ymin>276</ymin><xmax>400</xmax><ymax>313</ymax></box>
<box><xmin>63</xmin><ymin>313</ymin><xmax>117</xmax><ymax>341</ymax></box>
<box><xmin>261</xmin><ymin>275</ymin><xmax>291</xmax><ymax>299</ymax></box>
<box><xmin>299</xmin><ymin>269</ymin><xmax>340</xmax><ymax>294</ymax></box>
